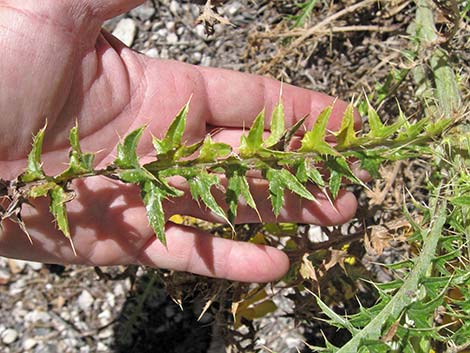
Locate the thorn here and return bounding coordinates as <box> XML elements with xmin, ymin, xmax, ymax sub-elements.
<box><xmin>69</xmin><ymin>236</ymin><xmax>77</xmax><ymax>256</ymax></box>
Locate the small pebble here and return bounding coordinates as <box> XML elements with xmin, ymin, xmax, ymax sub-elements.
<box><xmin>23</xmin><ymin>338</ymin><xmax>38</xmax><ymax>350</ymax></box>
<box><xmin>77</xmin><ymin>290</ymin><xmax>94</xmax><ymax>312</ymax></box>
<box><xmin>167</xmin><ymin>32</ymin><xmax>178</xmax><ymax>44</ymax></box>
<box><xmin>112</xmin><ymin>18</ymin><xmax>137</xmax><ymax>47</ymax></box>
<box><xmin>145</xmin><ymin>48</ymin><xmax>159</xmax><ymax>58</ymax></box>
<box><xmin>2</xmin><ymin>328</ymin><xmax>18</xmax><ymax>345</ymax></box>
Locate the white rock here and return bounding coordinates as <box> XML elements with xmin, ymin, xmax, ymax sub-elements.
<box><xmin>97</xmin><ymin>342</ymin><xmax>108</xmax><ymax>351</ymax></box>
<box><xmin>1</xmin><ymin>328</ymin><xmax>18</xmax><ymax>345</ymax></box>
<box><xmin>195</xmin><ymin>24</ymin><xmax>206</xmax><ymax>37</ymax></box>
<box><xmin>98</xmin><ymin>309</ymin><xmax>111</xmax><ymax>325</ymax></box>
<box><xmin>25</xmin><ymin>310</ymin><xmax>50</xmax><ymax>323</ymax></box>
<box><xmin>77</xmin><ymin>290</ymin><xmax>94</xmax><ymax>311</ymax></box>
<box><xmin>191</xmin><ymin>52</ymin><xmax>202</xmax><ymax>63</ymax></box>
<box><xmin>112</xmin><ymin>18</ymin><xmax>137</xmax><ymax>47</ymax></box>
<box><xmin>23</xmin><ymin>338</ymin><xmax>37</xmax><ymax>350</ymax></box>
<box><xmin>166</xmin><ymin>21</ymin><xmax>176</xmax><ymax>32</ymax></box>
<box><xmin>145</xmin><ymin>48</ymin><xmax>159</xmax><ymax>58</ymax></box>
<box><xmin>130</xmin><ymin>4</ymin><xmax>155</xmax><ymax>21</ymax></box>
<box><xmin>227</xmin><ymin>2</ymin><xmax>242</xmax><ymax>15</ymax></box>
<box><xmin>169</xmin><ymin>0</ymin><xmax>180</xmax><ymax>13</ymax></box>
<box><xmin>26</xmin><ymin>261</ymin><xmax>43</xmax><ymax>271</ymax></box>
<box><xmin>167</xmin><ymin>32</ymin><xmax>178</xmax><ymax>44</ymax></box>
<box><xmin>308</xmin><ymin>225</ymin><xmax>329</xmax><ymax>243</ymax></box>
<box><xmin>157</xmin><ymin>28</ymin><xmax>167</xmax><ymax>37</ymax></box>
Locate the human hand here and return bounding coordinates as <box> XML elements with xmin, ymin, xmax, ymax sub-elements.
<box><xmin>0</xmin><ymin>0</ymin><xmax>360</xmax><ymax>282</ymax></box>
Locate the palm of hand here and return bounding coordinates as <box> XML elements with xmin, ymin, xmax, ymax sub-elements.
<box><xmin>0</xmin><ymin>1</ymin><xmax>358</xmax><ymax>282</ymax></box>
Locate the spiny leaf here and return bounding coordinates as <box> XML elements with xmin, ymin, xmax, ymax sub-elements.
<box><xmin>115</xmin><ymin>126</ymin><xmax>145</xmax><ymax>169</ymax></box>
<box><xmin>49</xmin><ymin>185</ymin><xmax>72</xmax><ymax>238</ymax></box>
<box><xmin>264</xmin><ymin>102</ymin><xmax>285</xmax><ymax>148</ymax></box>
<box><xmin>335</xmin><ymin>104</ymin><xmax>358</xmax><ymax>148</ymax></box>
<box><xmin>198</xmin><ymin>136</ymin><xmax>232</xmax><ymax>162</ymax></box>
<box><xmin>153</xmin><ymin>102</ymin><xmax>190</xmax><ymax>155</ymax></box>
<box><xmin>59</xmin><ymin>124</ymin><xmax>95</xmax><ymax>178</ymax></box>
<box><xmin>296</xmin><ymin>160</ymin><xmax>325</xmax><ymax>187</ymax></box>
<box><xmin>366</xmin><ymin>104</ymin><xmax>403</xmax><ymax>140</ymax></box>
<box><xmin>142</xmin><ymin>181</ymin><xmax>167</xmax><ymax>245</ymax></box>
<box><xmin>187</xmin><ymin>171</ymin><xmax>231</xmax><ymax>226</ymax></box>
<box><xmin>299</xmin><ymin>105</ymin><xmax>338</xmax><ymax>156</ymax></box>
<box><xmin>225</xmin><ymin>165</ymin><xmax>259</xmax><ymax>224</ymax></box>
<box><xmin>22</xmin><ymin>124</ymin><xmax>47</xmax><ymax>183</ymax></box>
<box><xmin>266</xmin><ymin>168</ymin><xmax>316</xmax><ymax>216</ymax></box>
<box><xmin>311</xmin><ymin>291</ymin><xmax>359</xmax><ymax>334</ymax></box>
<box><xmin>239</xmin><ymin>110</ymin><xmax>265</xmax><ymax>157</ymax></box>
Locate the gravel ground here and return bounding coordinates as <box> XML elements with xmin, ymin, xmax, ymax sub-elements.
<box><xmin>2</xmin><ymin>1</ymin><xmax>467</xmax><ymax>352</ymax></box>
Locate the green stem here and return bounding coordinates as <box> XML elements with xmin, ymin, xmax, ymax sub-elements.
<box><xmin>337</xmin><ymin>199</ymin><xmax>447</xmax><ymax>353</ymax></box>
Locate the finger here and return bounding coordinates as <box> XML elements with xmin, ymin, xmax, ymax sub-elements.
<box><xmin>196</xmin><ymin>65</ymin><xmax>362</xmax><ymax>131</ymax></box>
<box><xmin>136</xmin><ymin>223</ymin><xmax>290</xmax><ymax>282</ymax></box>
<box><xmin>87</xmin><ymin>0</ymin><xmax>145</xmax><ymax>20</ymax></box>
<box><xmin>136</xmin><ymin>59</ymin><xmax>361</xmax><ymax>144</ymax></box>
<box><xmin>166</xmin><ymin>174</ymin><xmax>357</xmax><ymax>226</ymax></box>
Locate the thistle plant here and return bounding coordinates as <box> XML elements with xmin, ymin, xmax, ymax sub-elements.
<box><xmin>0</xmin><ymin>98</ymin><xmax>453</xmax><ymax>251</ymax></box>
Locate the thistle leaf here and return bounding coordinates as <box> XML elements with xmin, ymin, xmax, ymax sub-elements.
<box><xmin>198</xmin><ymin>136</ymin><xmax>232</xmax><ymax>162</ymax></box>
<box><xmin>265</xmin><ymin>102</ymin><xmax>285</xmax><ymax>148</ymax></box>
<box><xmin>115</xmin><ymin>127</ymin><xmax>145</xmax><ymax>169</ymax></box>
<box><xmin>49</xmin><ymin>185</ymin><xmax>72</xmax><ymax>238</ymax></box>
<box><xmin>188</xmin><ymin>171</ymin><xmax>230</xmax><ymax>225</ymax></box>
<box><xmin>142</xmin><ymin>181</ymin><xmax>167</xmax><ymax>245</ymax></box>
<box><xmin>225</xmin><ymin>165</ymin><xmax>258</xmax><ymax>224</ymax></box>
<box><xmin>59</xmin><ymin>124</ymin><xmax>95</xmax><ymax>178</ymax></box>
<box><xmin>335</xmin><ymin>104</ymin><xmax>358</xmax><ymax>148</ymax></box>
<box><xmin>22</xmin><ymin>124</ymin><xmax>47</xmax><ymax>182</ymax></box>
<box><xmin>153</xmin><ymin>102</ymin><xmax>190</xmax><ymax>155</ymax></box>
<box><xmin>267</xmin><ymin>168</ymin><xmax>315</xmax><ymax>216</ymax></box>
<box><xmin>240</xmin><ymin>110</ymin><xmax>265</xmax><ymax>157</ymax></box>
<box><xmin>366</xmin><ymin>105</ymin><xmax>403</xmax><ymax>140</ymax></box>
<box><xmin>328</xmin><ymin>170</ymin><xmax>342</xmax><ymax>200</ymax></box>
<box><xmin>299</xmin><ymin>105</ymin><xmax>338</xmax><ymax>156</ymax></box>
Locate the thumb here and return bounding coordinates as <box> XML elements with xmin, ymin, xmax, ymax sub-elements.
<box><xmin>87</xmin><ymin>0</ymin><xmax>145</xmax><ymax>20</ymax></box>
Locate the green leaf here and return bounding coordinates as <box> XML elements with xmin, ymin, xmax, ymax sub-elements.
<box><xmin>49</xmin><ymin>185</ymin><xmax>72</xmax><ymax>238</ymax></box>
<box><xmin>266</xmin><ymin>168</ymin><xmax>316</xmax><ymax>216</ymax></box>
<box><xmin>335</xmin><ymin>104</ymin><xmax>358</xmax><ymax>148</ymax></box>
<box><xmin>115</xmin><ymin>127</ymin><xmax>145</xmax><ymax>169</ymax></box>
<box><xmin>187</xmin><ymin>171</ymin><xmax>230</xmax><ymax>226</ymax></box>
<box><xmin>225</xmin><ymin>165</ymin><xmax>258</xmax><ymax>224</ymax></box>
<box><xmin>153</xmin><ymin>102</ymin><xmax>190</xmax><ymax>155</ymax></box>
<box><xmin>328</xmin><ymin>169</ymin><xmax>342</xmax><ymax>200</ymax></box>
<box><xmin>22</xmin><ymin>124</ymin><xmax>47</xmax><ymax>182</ymax></box>
<box><xmin>59</xmin><ymin>124</ymin><xmax>95</xmax><ymax>178</ymax></box>
<box><xmin>142</xmin><ymin>181</ymin><xmax>167</xmax><ymax>245</ymax></box>
<box><xmin>198</xmin><ymin>136</ymin><xmax>232</xmax><ymax>162</ymax></box>
<box><xmin>297</xmin><ymin>160</ymin><xmax>326</xmax><ymax>187</ymax></box>
<box><xmin>264</xmin><ymin>102</ymin><xmax>285</xmax><ymax>148</ymax></box>
<box><xmin>337</xmin><ymin>200</ymin><xmax>447</xmax><ymax>353</ymax></box>
<box><xmin>299</xmin><ymin>105</ymin><xmax>338</xmax><ymax>156</ymax></box>
<box><xmin>239</xmin><ymin>110</ymin><xmax>265</xmax><ymax>157</ymax></box>
<box><xmin>313</xmin><ymin>293</ymin><xmax>359</xmax><ymax>334</ymax></box>
<box><xmin>451</xmin><ymin>196</ymin><xmax>470</xmax><ymax>206</ymax></box>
